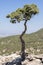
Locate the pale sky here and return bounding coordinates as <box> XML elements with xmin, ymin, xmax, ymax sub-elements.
<box><xmin>0</xmin><ymin>0</ymin><xmax>43</xmax><ymax>37</ymax></box>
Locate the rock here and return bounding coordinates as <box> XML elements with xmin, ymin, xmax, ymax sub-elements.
<box><xmin>0</xmin><ymin>52</ymin><xmax>43</xmax><ymax>65</ymax></box>
<box><xmin>22</xmin><ymin>59</ymin><xmax>29</xmax><ymax>65</ymax></box>
<box><xmin>16</xmin><ymin>51</ymin><xmax>21</xmax><ymax>55</ymax></box>
<box><xmin>3</xmin><ymin>49</ymin><xmax>6</xmax><ymax>53</ymax></box>
<box><xmin>0</xmin><ymin>53</ymin><xmax>20</xmax><ymax>65</ymax></box>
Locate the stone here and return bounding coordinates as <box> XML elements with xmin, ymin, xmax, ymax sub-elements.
<box><xmin>0</xmin><ymin>52</ymin><xmax>43</xmax><ymax>65</ymax></box>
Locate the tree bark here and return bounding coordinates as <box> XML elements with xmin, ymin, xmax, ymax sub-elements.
<box><xmin>20</xmin><ymin>20</ymin><xmax>27</xmax><ymax>61</ymax></box>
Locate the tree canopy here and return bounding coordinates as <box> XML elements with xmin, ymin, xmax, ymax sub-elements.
<box><xmin>6</xmin><ymin>4</ymin><xmax>39</xmax><ymax>23</ymax></box>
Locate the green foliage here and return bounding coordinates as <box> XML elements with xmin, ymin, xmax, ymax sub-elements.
<box><xmin>6</xmin><ymin>4</ymin><xmax>39</xmax><ymax>23</ymax></box>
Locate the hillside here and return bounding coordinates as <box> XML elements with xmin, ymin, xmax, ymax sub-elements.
<box><xmin>0</xmin><ymin>28</ymin><xmax>43</xmax><ymax>55</ymax></box>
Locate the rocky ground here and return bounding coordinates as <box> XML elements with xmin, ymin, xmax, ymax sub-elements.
<box><xmin>0</xmin><ymin>51</ymin><xmax>43</xmax><ymax>65</ymax></box>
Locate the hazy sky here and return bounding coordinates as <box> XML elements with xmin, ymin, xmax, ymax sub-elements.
<box><xmin>0</xmin><ymin>0</ymin><xmax>43</xmax><ymax>37</ymax></box>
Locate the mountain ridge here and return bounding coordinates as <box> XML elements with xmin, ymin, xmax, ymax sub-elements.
<box><xmin>0</xmin><ymin>28</ymin><xmax>43</xmax><ymax>38</ymax></box>
<box><xmin>0</xmin><ymin>28</ymin><xmax>43</xmax><ymax>55</ymax></box>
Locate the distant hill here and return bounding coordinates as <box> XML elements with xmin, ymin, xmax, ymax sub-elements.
<box><xmin>0</xmin><ymin>28</ymin><xmax>43</xmax><ymax>55</ymax></box>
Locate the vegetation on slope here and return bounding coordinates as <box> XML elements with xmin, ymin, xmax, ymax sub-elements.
<box><xmin>0</xmin><ymin>28</ymin><xmax>43</xmax><ymax>55</ymax></box>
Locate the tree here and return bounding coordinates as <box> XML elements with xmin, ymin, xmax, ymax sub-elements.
<box><xmin>6</xmin><ymin>4</ymin><xmax>39</xmax><ymax>61</ymax></box>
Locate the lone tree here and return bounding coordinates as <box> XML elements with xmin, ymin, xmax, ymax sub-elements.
<box><xmin>6</xmin><ymin>4</ymin><xmax>39</xmax><ymax>61</ymax></box>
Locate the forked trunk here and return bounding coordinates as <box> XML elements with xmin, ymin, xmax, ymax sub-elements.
<box><xmin>20</xmin><ymin>20</ymin><xmax>27</xmax><ymax>61</ymax></box>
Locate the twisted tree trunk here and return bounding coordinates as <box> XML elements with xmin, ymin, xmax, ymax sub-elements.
<box><xmin>20</xmin><ymin>20</ymin><xmax>27</xmax><ymax>61</ymax></box>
